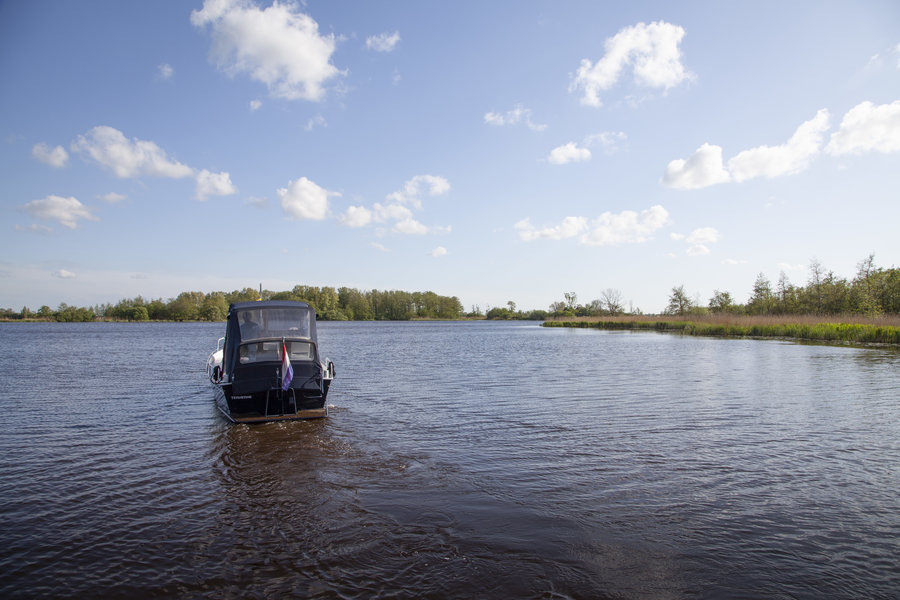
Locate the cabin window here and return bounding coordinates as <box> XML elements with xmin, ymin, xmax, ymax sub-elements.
<box><xmin>287</xmin><ymin>341</ymin><xmax>314</xmax><ymax>361</ymax></box>
<box><xmin>237</xmin><ymin>308</ymin><xmax>311</xmax><ymax>341</ymax></box>
<box><xmin>238</xmin><ymin>341</ymin><xmax>314</xmax><ymax>364</ymax></box>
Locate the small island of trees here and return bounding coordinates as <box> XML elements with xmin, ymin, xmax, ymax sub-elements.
<box><xmin>1</xmin><ymin>286</ymin><xmax>465</xmax><ymax>322</ymax></box>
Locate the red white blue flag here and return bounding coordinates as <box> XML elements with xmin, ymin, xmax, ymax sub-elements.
<box><xmin>281</xmin><ymin>338</ymin><xmax>293</xmax><ymax>391</ymax></box>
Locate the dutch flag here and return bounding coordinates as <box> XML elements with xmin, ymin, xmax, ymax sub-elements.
<box><xmin>281</xmin><ymin>338</ymin><xmax>293</xmax><ymax>391</ymax></box>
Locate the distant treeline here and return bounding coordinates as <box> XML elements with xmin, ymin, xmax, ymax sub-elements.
<box><xmin>541</xmin><ymin>254</ymin><xmax>900</xmax><ymax>319</ymax></box>
<box><xmin>671</xmin><ymin>254</ymin><xmax>899</xmax><ymax>318</ymax></box>
<box><xmin>1</xmin><ymin>286</ymin><xmax>466</xmax><ymax>322</ymax></box>
<box><xmin>5</xmin><ymin>254</ymin><xmax>898</xmax><ymax>323</ymax></box>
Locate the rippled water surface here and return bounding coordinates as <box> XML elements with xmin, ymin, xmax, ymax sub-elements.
<box><xmin>1</xmin><ymin>321</ymin><xmax>898</xmax><ymax>599</ymax></box>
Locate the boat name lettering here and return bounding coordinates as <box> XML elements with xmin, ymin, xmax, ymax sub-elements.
<box><xmin>232</xmin><ymin>394</ymin><xmax>252</xmax><ymax>400</ymax></box>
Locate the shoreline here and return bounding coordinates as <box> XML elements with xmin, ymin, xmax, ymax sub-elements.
<box><xmin>543</xmin><ymin>317</ymin><xmax>900</xmax><ymax>346</ymax></box>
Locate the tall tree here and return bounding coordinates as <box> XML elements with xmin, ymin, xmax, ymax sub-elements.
<box><xmin>747</xmin><ymin>273</ymin><xmax>775</xmax><ymax>315</ymax></box>
<box><xmin>665</xmin><ymin>285</ymin><xmax>692</xmax><ymax>315</ymax></box>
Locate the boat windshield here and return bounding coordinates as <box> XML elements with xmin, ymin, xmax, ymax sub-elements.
<box><xmin>237</xmin><ymin>307</ymin><xmax>312</xmax><ymax>341</ymax></box>
<box><xmin>238</xmin><ymin>340</ymin><xmax>315</xmax><ymax>364</ymax></box>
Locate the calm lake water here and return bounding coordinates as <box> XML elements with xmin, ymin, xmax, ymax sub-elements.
<box><xmin>1</xmin><ymin>320</ymin><xmax>898</xmax><ymax>599</ymax></box>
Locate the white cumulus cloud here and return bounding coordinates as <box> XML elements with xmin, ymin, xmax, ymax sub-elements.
<box><xmin>32</xmin><ymin>143</ymin><xmax>69</xmax><ymax>167</ymax></box>
<box><xmin>158</xmin><ymin>63</ymin><xmax>174</xmax><ymax>80</ymax></box>
<box><xmin>548</xmin><ymin>142</ymin><xmax>591</xmax><ymax>165</ymax></box>
<box><xmin>53</xmin><ymin>269</ymin><xmax>77</xmax><ymax>279</ymax></box>
<box><xmin>392</xmin><ymin>217</ymin><xmax>429</xmax><ymax>235</ymax></box>
<box><xmin>661</xmin><ymin>143</ymin><xmax>731</xmax><ymax>189</ymax></box>
<box><xmin>373</xmin><ymin>202</ymin><xmax>413</xmax><ymax>223</ymax></box>
<box><xmin>728</xmin><ymin>109</ymin><xmax>830</xmax><ymax>182</ymax></box>
<box><xmin>366</xmin><ymin>31</ymin><xmax>400</xmax><ymax>52</ymax></box>
<box><xmin>571</xmin><ymin>21</ymin><xmax>693</xmax><ymax>107</ymax></box>
<box><xmin>825</xmin><ymin>100</ymin><xmax>900</xmax><ymax>155</ymax></box>
<box><xmin>516</xmin><ymin>208</ymin><xmax>669</xmax><ymax>246</ymax></box>
<box><xmin>72</xmin><ymin>126</ymin><xmax>193</xmax><ymax>179</ymax></box>
<box><xmin>430</xmin><ymin>246</ymin><xmax>448</xmax><ymax>257</ymax></box>
<box><xmin>195</xmin><ymin>169</ymin><xmax>237</xmax><ymax>201</ymax></box>
<box><xmin>339</xmin><ymin>205</ymin><xmax>373</xmax><ymax>228</ymax></box>
<box><xmin>191</xmin><ymin>0</ymin><xmax>341</xmax><ymax>101</ymax></box>
<box><xmin>686</xmin><ymin>227</ymin><xmax>720</xmax><ymax>244</ymax></box>
<box><xmin>515</xmin><ymin>216</ymin><xmax>588</xmax><ymax>241</ymax></box>
<box><xmin>580</xmin><ymin>205</ymin><xmax>669</xmax><ymax>246</ymax></box>
<box><xmin>662</xmin><ymin>109</ymin><xmax>832</xmax><ymax>189</ymax></box>
<box><xmin>22</xmin><ymin>195</ymin><xmax>98</xmax><ymax>229</ymax></box>
<box><xmin>278</xmin><ymin>176</ymin><xmax>338</xmax><ymax>221</ymax></box>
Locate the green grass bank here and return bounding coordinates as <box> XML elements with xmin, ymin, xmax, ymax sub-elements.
<box><xmin>543</xmin><ymin>318</ymin><xmax>900</xmax><ymax>346</ymax></box>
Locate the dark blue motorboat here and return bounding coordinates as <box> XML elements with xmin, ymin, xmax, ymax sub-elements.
<box><xmin>207</xmin><ymin>301</ymin><xmax>335</xmax><ymax>423</ymax></box>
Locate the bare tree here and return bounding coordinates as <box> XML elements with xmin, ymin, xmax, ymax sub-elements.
<box><xmin>600</xmin><ymin>288</ymin><xmax>624</xmax><ymax>315</ymax></box>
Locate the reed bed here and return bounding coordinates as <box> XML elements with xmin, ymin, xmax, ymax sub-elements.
<box><xmin>543</xmin><ymin>314</ymin><xmax>900</xmax><ymax>345</ymax></box>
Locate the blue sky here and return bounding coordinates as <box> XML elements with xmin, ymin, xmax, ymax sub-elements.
<box><xmin>2</xmin><ymin>1</ymin><xmax>899</xmax><ymax>314</ymax></box>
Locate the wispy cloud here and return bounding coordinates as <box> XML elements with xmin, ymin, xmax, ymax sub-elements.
<box><xmin>484</xmin><ymin>104</ymin><xmax>547</xmax><ymax>131</ymax></box>
<box><xmin>338</xmin><ymin>175</ymin><xmax>451</xmax><ymax>235</ymax></box>
<box><xmin>157</xmin><ymin>63</ymin><xmax>174</xmax><ymax>80</ymax></box>
<box><xmin>305</xmin><ymin>114</ymin><xmax>327</xmax><ymax>131</ymax></box>
<box><xmin>53</xmin><ymin>269</ymin><xmax>77</xmax><ymax>279</ymax></box>
<box><xmin>571</xmin><ymin>21</ymin><xmax>693</xmax><ymax>107</ymax></box>
<box><xmin>14</xmin><ymin>224</ymin><xmax>53</xmax><ymax>234</ymax></box>
<box><xmin>671</xmin><ymin>226</ymin><xmax>720</xmax><ymax>256</ymax></box>
<box><xmin>98</xmin><ymin>192</ymin><xmax>126</xmax><ymax>203</ymax></box>
<box><xmin>430</xmin><ymin>246</ymin><xmax>448</xmax><ymax>258</ymax></box>
<box><xmin>778</xmin><ymin>262</ymin><xmax>806</xmax><ymax>272</ymax></box>
<box><xmin>72</xmin><ymin>126</ymin><xmax>193</xmax><ymax>179</ymax></box>
<box><xmin>32</xmin><ymin>143</ymin><xmax>69</xmax><ymax>167</ymax></box>
<box><xmin>585</xmin><ymin>131</ymin><xmax>627</xmax><ymax>154</ymax></box>
<box><xmin>366</xmin><ymin>31</ymin><xmax>400</xmax><ymax>52</ymax></box>
<box><xmin>547</xmin><ymin>131</ymin><xmax>627</xmax><ymax>164</ymax></box>
<box><xmin>191</xmin><ymin>0</ymin><xmax>341</xmax><ymax>101</ymax></box>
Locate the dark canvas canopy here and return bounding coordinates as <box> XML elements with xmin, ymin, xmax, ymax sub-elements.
<box><xmin>223</xmin><ymin>301</ymin><xmax>318</xmax><ymax>377</ymax></box>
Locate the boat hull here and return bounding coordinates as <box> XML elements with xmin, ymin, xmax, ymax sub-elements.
<box><xmin>213</xmin><ymin>381</ymin><xmax>330</xmax><ymax>424</ymax></box>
